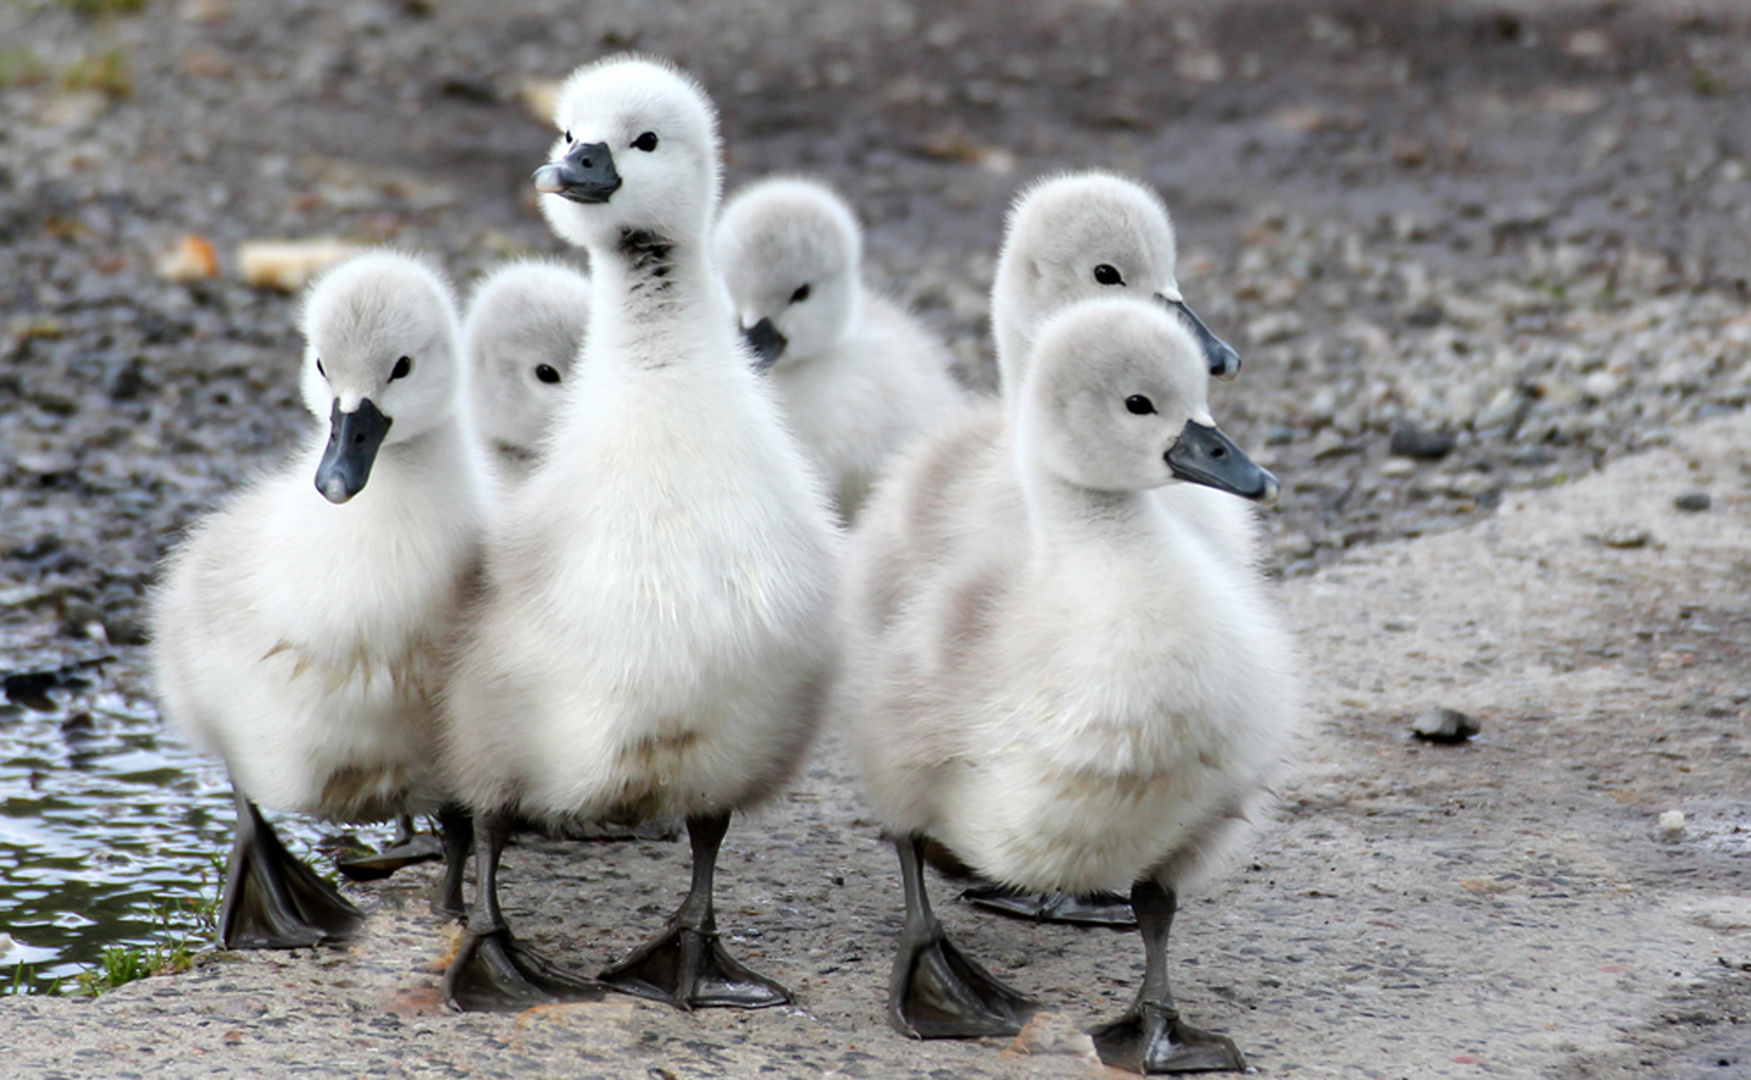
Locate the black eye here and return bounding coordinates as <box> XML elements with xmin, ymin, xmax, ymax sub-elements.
<box><xmin>1094</xmin><ymin>264</ymin><xmax>1124</xmax><ymax>286</ymax></box>
<box><xmin>315</xmin><ymin>359</ymin><xmax>326</xmax><ymax>378</ymax></box>
<box><xmin>632</xmin><ymin>131</ymin><xmax>659</xmax><ymax>152</ymax></box>
<box><xmin>390</xmin><ymin>356</ymin><xmax>412</xmax><ymax>381</ymax></box>
<box><xmin>790</xmin><ymin>283</ymin><xmax>811</xmax><ymax>304</ymax></box>
<box><xmin>564</xmin><ymin>129</ymin><xmax>572</xmax><ymax>143</ymax></box>
<box><xmin>1125</xmin><ymin>395</ymin><xmax>1155</xmax><ymax>415</ymax></box>
<box><xmin>535</xmin><ymin>364</ymin><xmax>561</xmax><ymax>384</ymax></box>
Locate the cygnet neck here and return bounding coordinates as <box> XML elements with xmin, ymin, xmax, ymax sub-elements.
<box><xmin>1012</xmin><ymin>420</ymin><xmax>1163</xmax><ymax>566</ymax></box>
<box><xmin>589</xmin><ymin>227</ymin><xmax>724</xmax><ymax>362</ymax></box>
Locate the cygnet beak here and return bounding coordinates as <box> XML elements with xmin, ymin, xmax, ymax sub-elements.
<box><xmin>315</xmin><ymin>398</ymin><xmax>392</xmax><ymax>504</ymax></box>
<box><xmin>1164</xmin><ymin>420</ymin><xmax>1278</xmax><ymax>505</ymax></box>
<box><xmin>533</xmin><ymin>141</ymin><xmax>623</xmax><ymax>204</ymax></box>
<box><xmin>1157</xmin><ymin>296</ymin><xmax>1242</xmax><ymax>381</ymax></box>
<box><xmin>741</xmin><ymin>317</ymin><xmax>788</xmax><ymax>371</ymax></box>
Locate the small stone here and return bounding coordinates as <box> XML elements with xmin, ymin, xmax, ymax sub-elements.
<box><xmin>1380</xmin><ymin>457</ymin><xmax>1416</xmax><ymax>478</ymax></box>
<box><xmin>1412</xmin><ymin>706</ymin><xmax>1480</xmax><ymax>743</ymax></box>
<box><xmin>1510</xmin><ymin>444</ymin><xmax>1555</xmax><ymax>467</ymax></box>
<box><xmin>1658</xmin><ymin>810</ymin><xmax>1686</xmax><ymax>837</ymax></box>
<box><xmin>1600</xmin><ymin>526</ymin><xmax>1652</xmax><ymax>549</ymax></box>
<box><xmin>1674</xmin><ymin>492</ymin><xmax>1711</xmax><ymax>512</ymax></box>
<box><xmin>1389</xmin><ymin>424</ymin><xmax>1456</xmax><ymax>461</ymax></box>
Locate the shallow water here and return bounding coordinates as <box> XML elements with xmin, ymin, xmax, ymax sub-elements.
<box><xmin>0</xmin><ymin>655</ymin><xmax>395</xmax><ymax>993</ymax></box>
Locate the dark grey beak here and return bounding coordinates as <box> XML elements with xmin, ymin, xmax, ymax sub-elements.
<box><xmin>532</xmin><ymin>141</ymin><xmax>622</xmax><ymax>204</ymax></box>
<box><xmin>741</xmin><ymin>317</ymin><xmax>787</xmax><ymax>371</ymax></box>
<box><xmin>315</xmin><ymin>398</ymin><xmax>392</xmax><ymax>504</ymax></box>
<box><xmin>1158</xmin><ymin>296</ymin><xmax>1242</xmax><ymax>380</ymax></box>
<box><xmin>1165</xmin><ymin>420</ymin><xmax>1278</xmax><ymax>504</ymax></box>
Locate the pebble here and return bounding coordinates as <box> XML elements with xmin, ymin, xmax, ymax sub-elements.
<box><xmin>1411</xmin><ymin>706</ymin><xmax>1481</xmax><ymax>743</ymax></box>
<box><xmin>1674</xmin><ymin>492</ymin><xmax>1712</xmax><ymax>512</ymax></box>
<box><xmin>1600</xmin><ymin>526</ymin><xmax>1653</xmax><ymax>549</ymax></box>
<box><xmin>1658</xmin><ymin>810</ymin><xmax>1686</xmax><ymax>837</ymax></box>
<box><xmin>1389</xmin><ymin>424</ymin><xmax>1456</xmax><ymax>461</ymax></box>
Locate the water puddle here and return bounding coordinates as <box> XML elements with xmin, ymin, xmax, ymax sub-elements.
<box><xmin>0</xmin><ymin>651</ymin><xmax>394</xmax><ymax>993</ymax></box>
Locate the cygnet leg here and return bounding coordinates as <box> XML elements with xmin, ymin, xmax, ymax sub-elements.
<box><xmin>338</xmin><ymin>811</ymin><xmax>444</xmax><ymax>882</ymax></box>
<box><xmin>888</xmin><ymin>833</ymin><xmax>1039</xmax><ymax>1038</ymax></box>
<box><xmin>432</xmin><ymin>802</ymin><xmax>473</xmax><ymax>920</ymax></box>
<box><xmin>1089</xmin><ymin>879</ymin><xmax>1245</xmax><ymax>1074</ymax></box>
<box><xmin>961</xmin><ymin>882</ymin><xmax>1138</xmax><ymax>928</ymax></box>
<box><xmin>218</xmin><ymin>787</ymin><xmax>363</xmax><ymax>950</ymax></box>
<box><xmin>442</xmin><ymin>811</ymin><xmax>605</xmax><ymax>1012</ymax></box>
<box><xmin>599</xmin><ymin>812</ymin><xmax>791</xmax><ymax>1010</ymax></box>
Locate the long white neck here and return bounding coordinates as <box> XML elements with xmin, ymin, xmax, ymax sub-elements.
<box><xmin>1012</xmin><ymin>422</ymin><xmax>1162</xmax><ymax>572</ymax></box>
<box><xmin>587</xmin><ymin>227</ymin><xmax>726</xmax><ymax>368</ymax></box>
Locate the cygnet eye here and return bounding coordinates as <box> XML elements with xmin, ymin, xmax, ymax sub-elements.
<box><xmin>535</xmin><ymin>363</ymin><xmax>562</xmax><ymax>385</ymax></box>
<box><xmin>390</xmin><ymin>356</ymin><xmax>413</xmax><ymax>381</ymax></box>
<box><xmin>1125</xmin><ymin>394</ymin><xmax>1155</xmax><ymax>415</ymax></box>
<box><xmin>563</xmin><ymin>129</ymin><xmax>573</xmax><ymax>143</ymax></box>
<box><xmin>1093</xmin><ymin>264</ymin><xmax>1124</xmax><ymax>286</ymax></box>
<box><xmin>316</xmin><ymin>359</ymin><xmax>327</xmax><ymax>379</ymax></box>
<box><xmin>790</xmin><ymin>283</ymin><xmax>811</xmax><ymax>304</ymax></box>
<box><xmin>632</xmin><ymin>131</ymin><xmax>659</xmax><ymax>152</ymax></box>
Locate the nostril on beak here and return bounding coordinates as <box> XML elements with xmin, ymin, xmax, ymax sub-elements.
<box><xmin>1211</xmin><ymin>445</ymin><xmax>1226</xmax><ymax>458</ymax></box>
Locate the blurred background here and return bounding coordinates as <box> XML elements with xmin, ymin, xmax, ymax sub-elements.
<box><xmin>0</xmin><ymin>0</ymin><xmax>1747</xmax><ymax>990</ymax></box>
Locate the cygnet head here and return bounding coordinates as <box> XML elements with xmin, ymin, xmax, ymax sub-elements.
<box><xmin>534</xmin><ymin>56</ymin><xmax>721</xmax><ymax>252</ymax></box>
<box><xmin>713</xmin><ymin>177</ymin><xmax>861</xmax><ymax>371</ymax></box>
<box><xmin>462</xmin><ymin>260</ymin><xmax>591</xmax><ymax>461</ymax></box>
<box><xmin>1020</xmin><ymin>297</ymin><xmax>1275</xmax><ymax>503</ymax></box>
<box><xmin>298</xmin><ymin>250</ymin><xmax>462</xmax><ymax>504</ymax></box>
<box><xmin>991</xmin><ymin>172</ymin><xmax>1240</xmax><ymax>399</ymax></box>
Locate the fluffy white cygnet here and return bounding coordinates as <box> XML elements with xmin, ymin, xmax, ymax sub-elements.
<box><xmin>714</xmin><ymin>177</ymin><xmax>965</xmax><ymax>520</ymax></box>
<box><xmin>838</xmin><ymin>297</ymin><xmax>1295</xmax><ymax>1067</ymax></box>
<box><xmin>439</xmin><ymin>55</ymin><xmax>839</xmax><ymax>1013</ymax></box>
<box><xmin>151</xmin><ymin>249</ymin><xmax>491</xmax><ymax>947</ymax></box>
<box><xmin>851</xmin><ymin>172</ymin><xmax>1259</xmax><ymax>641</ymax></box>
<box><xmin>461</xmin><ymin>259</ymin><xmax>591</xmax><ymax>478</ymax></box>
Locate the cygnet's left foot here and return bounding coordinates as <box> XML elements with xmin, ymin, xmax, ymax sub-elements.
<box><xmin>444</xmin><ymin>928</ymin><xmax>607</xmax><ymax>1012</ymax></box>
<box><xmin>1089</xmin><ymin>877</ymin><xmax>1246</xmax><ymax>1073</ymax></box>
<box><xmin>599</xmin><ymin>812</ymin><xmax>791</xmax><ymax>1010</ymax></box>
<box><xmin>599</xmin><ymin>923</ymin><xmax>790</xmax><ymax>1010</ymax></box>
<box><xmin>1089</xmin><ymin>1001</ymin><xmax>1245</xmax><ymax>1074</ymax></box>
<box><xmin>960</xmin><ymin>883</ymin><xmax>1137</xmax><ymax>928</ymax></box>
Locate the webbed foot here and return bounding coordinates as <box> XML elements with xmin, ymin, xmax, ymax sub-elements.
<box><xmin>887</xmin><ymin>833</ymin><xmax>1039</xmax><ymax>1038</ymax></box>
<box><xmin>220</xmin><ymin>795</ymin><xmax>362</xmax><ymax>950</ymax></box>
<box><xmin>1090</xmin><ymin>1001</ymin><xmax>1246</xmax><ymax>1074</ymax></box>
<box><xmin>600</xmin><ymin>924</ymin><xmax>790</xmax><ymax>1009</ymax></box>
<box><xmin>891</xmin><ymin>921</ymin><xmax>1038</xmax><ymax>1038</ymax></box>
<box><xmin>336</xmin><ymin>834</ymin><xmax>444</xmax><ymax>881</ymax></box>
<box><xmin>443</xmin><ymin>928</ymin><xmax>607</xmax><ymax>1012</ymax></box>
<box><xmin>961</xmin><ymin>883</ymin><xmax>1137</xmax><ymax>928</ymax></box>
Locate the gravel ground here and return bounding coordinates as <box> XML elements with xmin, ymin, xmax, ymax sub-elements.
<box><xmin>2</xmin><ymin>0</ymin><xmax>1750</xmax><ymax>1075</ymax></box>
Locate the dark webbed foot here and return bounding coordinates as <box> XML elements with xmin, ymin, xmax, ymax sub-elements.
<box><xmin>1089</xmin><ymin>878</ymin><xmax>1245</xmax><ymax>1074</ymax></box>
<box><xmin>442</xmin><ymin>810</ymin><xmax>604</xmax><ymax>1012</ymax></box>
<box><xmin>599</xmin><ymin>813</ymin><xmax>791</xmax><ymax>1010</ymax></box>
<box><xmin>444</xmin><ymin>928</ymin><xmax>607</xmax><ymax>1012</ymax></box>
<box><xmin>888</xmin><ymin>834</ymin><xmax>1039</xmax><ymax>1039</ymax></box>
<box><xmin>891</xmin><ymin>919</ymin><xmax>1038</xmax><ymax>1037</ymax></box>
<box><xmin>336</xmin><ymin>819</ymin><xmax>444</xmax><ymax>881</ymax></box>
<box><xmin>599</xmin><ymin>923</ymin><xmax>789</xmax><ymax>1009</ymax></box>
<box><xmin>221</xmin><ymin>793</ymin><xmax>363</xmax><ymax>950</ymax></box>
<box><xmin>961</xmin><ymin>883</ymin><xmax>1138</xmax><ymax>928</ymax></box>
<box><xmin>1090</xmin><ymin>1002</ymin><xmax>1245</xmax><ymax>1074</ymax></box>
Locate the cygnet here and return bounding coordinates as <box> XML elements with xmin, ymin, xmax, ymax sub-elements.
<box><xmin>439</xmin><ymin>56</ymin><xmax>840</xmax><ymax>1013</ymax></box>
<box><xmin>838</xmin><ymin>296</ymin><xmax>1295</xmax><ymax>1072</ymax></box>
<box><xmin>461</xmin><ymin>259</ymin><xmax>591</xmax><ymax>479</ymax></box>
<box><xmin>715</xmin><ymin>176</ymin><xmax>965</xmax><ymax>520</ymax></box>
<box><xmin>150</xmin><ymin>250</ymin><xmax>491</xmax><ymax>948</ymax></box>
